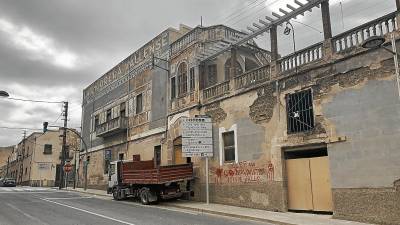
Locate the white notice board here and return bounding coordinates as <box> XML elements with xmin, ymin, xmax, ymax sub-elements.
<box><xmin>182</xmin><ymin>117</ymin><xmax>213</xmax><ymax>157</ymax></box>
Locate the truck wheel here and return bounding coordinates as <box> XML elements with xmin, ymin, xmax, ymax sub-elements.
<box><xmin>140</xmin><ymin>189</ymin><xmax>150</xmax><ymax>205</ymax></box>
<box><xmin>113</xmin><ymin>188</ymin><xmax>121</xmax><ymax>201</ymax></box>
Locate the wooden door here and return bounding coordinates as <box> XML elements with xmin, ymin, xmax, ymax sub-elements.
<box><xmin>310</xmin><ymin>157</ymin><xmax>333</xmax><ymax>212</ymax></box>
<box><xmin>286</xmin><ymin>156</ymin><xmax>333</xmax><ymax>212</ymax></box>
<box><xmin>174</xmin><ymin>145</ymin><xmax>186</xmax><ymax>164</ymax></box>
<box><xmin>286</xmin><ymin>158</ymin><xmax>313</xmax><ymax>211</ymax></box>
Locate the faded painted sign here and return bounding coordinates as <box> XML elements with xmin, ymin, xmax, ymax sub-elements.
<box><xmin>211</xmin><ymin>161</ymin><xmax>274</xmax><ymax>184</ymax></box>
<box><xmin>83</xmin><ymin>31</ymin><xmax>170</xmax><ymax>102</ymax></box>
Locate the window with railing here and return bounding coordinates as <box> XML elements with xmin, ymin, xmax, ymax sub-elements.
<box><xmin>224</xmin><ymin>58</ymin><xmax>243</xmax><ymax>80</ymax></box>
<box><xmin>207</xmin><ymin>64</ymin><xmax>217</xmax><ymax>86</ymax></box>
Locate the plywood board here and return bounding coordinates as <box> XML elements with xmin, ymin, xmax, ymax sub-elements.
<box><xmin>310</xmin><ymin>156</ymin><xmax>333</xmax><ymax>212</ymax></box>
<box><xmin>286</xmin><ymin>158</ymin><xmax>313</xmax><ymax>211</ymax></box>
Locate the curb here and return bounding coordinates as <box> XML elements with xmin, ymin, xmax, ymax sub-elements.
<box><xmin>65</xmin><ymin>188</ymin><xmax>111</xmax><ymax>198</ymax></box>
<box><xmin>162</xmin><ymin>203</ymin><xmax>295</xmax><ymax>225</ymax></box>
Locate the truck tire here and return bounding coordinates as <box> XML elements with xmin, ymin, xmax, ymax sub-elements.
<box><xmin>113</xmin><ymin>188</ymin><xmax>121</xmax><ymax>201</ymax></box>
<box><xmin>140</xmin><ymin>189</ymin><xmax>150</xmax><ymax>205</ymax></box>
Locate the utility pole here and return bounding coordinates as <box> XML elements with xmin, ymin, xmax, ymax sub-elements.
<box><xmin>18</xmin><ymin>130</ymin><xmax>26</xmax><ymax>185</ymax></box>
<box><xmin>59</xmin><ymin>101</ymin><xmax>68</xmax><ymax>189</ymax></box>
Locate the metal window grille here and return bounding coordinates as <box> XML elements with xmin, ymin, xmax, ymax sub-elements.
<box><xmin>286</xmin><ymin>89</ymin><xmax>314</xmax><ymax>133</ymax></box>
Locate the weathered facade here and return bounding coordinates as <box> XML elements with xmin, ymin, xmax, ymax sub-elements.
<box><xmin>80</xmin><ymin>25</ymin><xmax>192</xmax><ymax>189</ymax></box>
<box><xmin>5</xmin><ymin>129</ymin><xmax>79</xmax><ymax>187</ymax></box>
<box><xmin>81</xmin><ymin>2</ymin><xmax>400</xmax><ymax>224</ymax></box>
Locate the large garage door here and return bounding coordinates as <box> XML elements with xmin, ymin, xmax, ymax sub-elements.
<box><xmin>286</xmin><ymin>150</ymin><xmax>333</xmax><ymax>212</ymax></box>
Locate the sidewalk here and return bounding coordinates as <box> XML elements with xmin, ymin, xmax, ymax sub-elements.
<box><xmin>65</xmin><ymin>187</ymin><xmax>373</xmax><ymax>225</ymax></box>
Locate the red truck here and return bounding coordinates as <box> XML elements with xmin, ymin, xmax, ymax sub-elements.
<box><xmin>107</xmin><ymin>155</ymin><xmax>193</xmax><ymax>204</ymax></box>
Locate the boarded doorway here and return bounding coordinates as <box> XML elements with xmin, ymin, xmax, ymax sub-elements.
<box><xmin>285</xmin><ymin>147</ymin><xmax>333</xmax><ymax>212</ymax></box>
<box><xmin>173</xmin><ymin>137</ymin><xmax>191</xmax><ymax>165</ymax></box>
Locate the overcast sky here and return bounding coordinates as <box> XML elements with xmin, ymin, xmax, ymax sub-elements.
<box><xmin>0</xmin><ymin>0</ymin><xmax>395</xmax><ymax>147</ymax></box>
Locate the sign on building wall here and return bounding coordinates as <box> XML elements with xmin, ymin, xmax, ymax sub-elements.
<box><xmin>38</xmin><ymin>163</ymin><xmax>50</xmax><ymax>170</ymax></box>
<box><xmin>182</xmin><ymin>117</ymin><xmax>213</xmax><ymax>157</ymax></box>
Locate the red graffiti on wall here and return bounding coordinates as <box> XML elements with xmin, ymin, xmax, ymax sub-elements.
<box><xmin>211</xmin><ymin>161</ymin><xmax>274</xmax><ymax>184</ymax></box>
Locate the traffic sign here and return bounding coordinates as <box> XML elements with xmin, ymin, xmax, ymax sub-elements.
<box><xmin>64</xmin><ymin>163</ymin><xmax>73</xmax><ymax>173</ymax></box>
<box><xmin>182</xmin><ymin>117</ymin><xmax>213</xmax><ymax>157</ymax></box>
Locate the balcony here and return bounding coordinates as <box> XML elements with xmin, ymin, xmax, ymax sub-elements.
<box><xmin>96</xmin><ymin>117</ymin><xmax>128</xmax><ymax>137</ymax></box>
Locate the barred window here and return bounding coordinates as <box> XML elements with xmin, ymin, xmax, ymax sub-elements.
<box><xmin>286</xmin><ymin>89</ymin><xmax>314</xmax><ymax>133</ymax></box>
<box><xmin>177</xmin><ymin>62</ymin><xmax>188</xmax><ymax>96</ymax></box>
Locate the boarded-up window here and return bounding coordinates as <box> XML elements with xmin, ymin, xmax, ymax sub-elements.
<box><xmin>222</xmin><ymin>131</ymin><xmax>235</xmax><ymax>162</ymax></box>
<box><xmin>43</xmin><ymin>144</ymin><xmax>52</xmax><ymax>155</ymax></box>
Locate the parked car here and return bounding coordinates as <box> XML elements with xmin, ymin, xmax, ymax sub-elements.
<box><xmin>2</xmin><ymin>178</ymin><xmax>16</xmax><ymax>187</ymax></box>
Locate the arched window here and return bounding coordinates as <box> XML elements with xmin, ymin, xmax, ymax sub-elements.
<box><xmin>177</xmin><ymin>62</ymin><xmax>188</xmax><ymax>95</ymax></box>
<box><xmin>224</xmin><ymin>58</ymin><xmax>243</xmax><ymax>80</ymax></box>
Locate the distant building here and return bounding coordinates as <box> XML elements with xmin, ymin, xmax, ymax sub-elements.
<box><xmin>0</xmin><ymin>146</ymin><xmax>14</xmax><ymax>177</ymax></box>
<box><xmin>6</xmin><ymin>129</ymin><xmax>79</xmax><ymax>187</ymax></box>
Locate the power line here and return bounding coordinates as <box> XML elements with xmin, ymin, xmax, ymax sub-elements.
<box><xmin>5</xmin><ymin>97</ymin><xmax>64</xmax><ymax>104</ymax></box>
<box><xmin>216</xmin><ymin>0</ymin><xmax>262</xmax><ymax>24</ymax></box>
<box><xmin>0</xmin><ymin>126</ymin><xmax>42</xmax><ymax>131</ymax></box>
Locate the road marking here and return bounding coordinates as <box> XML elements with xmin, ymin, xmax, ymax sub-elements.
<box><xmin>40</xmin><ymin>198</ymin><xmax>136</xmax><ymax>225</ymax></box>
<box><xmin>44</xmin><ymin>196</ymin><xmax>93</xmax><ymax>200</ymax></box>
<box><xmin>6</xmin><ymin>203</ymin><xmax>50</xmax><ymax>225</ymax></box>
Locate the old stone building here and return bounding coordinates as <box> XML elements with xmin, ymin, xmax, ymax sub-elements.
<box><xmin>5</xmin><ymin>129</ymin><xmax>79</xmax><ymax>187</ymax></box>
<box><xmin>81</xmin><ymin>1</ymin><xmax>400</xmax><ymax>224</ymax></box>
<box><xmin>80</xmin><ymin>25</ymin><xmax>192</xmax><ymax>189</ymax></box>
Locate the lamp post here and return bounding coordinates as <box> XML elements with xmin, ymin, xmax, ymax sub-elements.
<box><xmin>362</xmin><ymin>34</ymin><xmax>400</xmax><ymax>99</ymax></box>
<box><xmin>284</xmin><ymin>21</ymin><xmax>297</xmax><ymax>74</ymax></box>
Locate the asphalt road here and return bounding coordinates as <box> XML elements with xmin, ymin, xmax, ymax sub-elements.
<box><xmin>0</xmin><ymin>187</ymin><xmax>275</xmax><ymax>225</ymax></box>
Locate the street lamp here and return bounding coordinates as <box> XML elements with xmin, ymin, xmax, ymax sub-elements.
<box><xmin>283</xmin><ymin>21</ymin><xmax>297</xmax><ymax>73</ymax></box>
<box><xmin>362</xmin><ymin>34</ymin><xmax>400</xmax><ymax>99</ymax></box>
<box><xmin>0</xmin><ymin>90</ymin><xmax>10</xmax><ymax>98</ymax></box>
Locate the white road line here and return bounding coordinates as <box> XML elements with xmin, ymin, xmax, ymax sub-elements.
<box><xmin>44</xmin><ymin>196</ymin><xmax>93</xmax><ymax>200</ymax></box>
<box><xmin>6</xmin><ymin>203</ymin><xmax>50</xmax><ymax>225</ymax></box>
<box><xmin>40</xmin><ymin>198</ymin><xmax>136</xmax><ymax>225</ymax></box>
